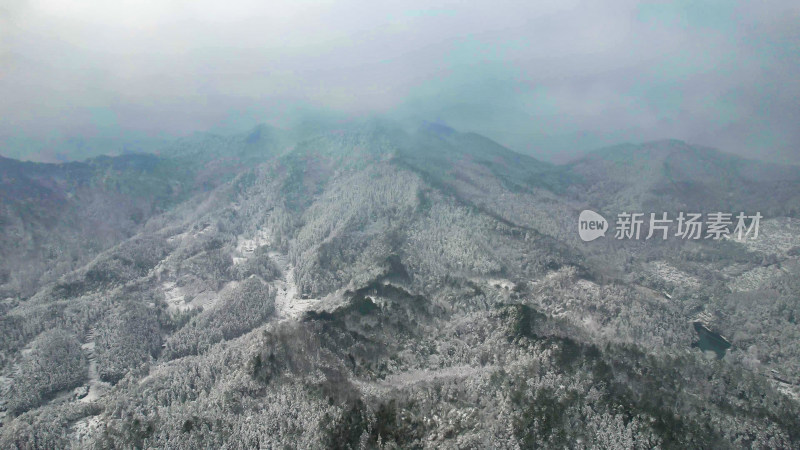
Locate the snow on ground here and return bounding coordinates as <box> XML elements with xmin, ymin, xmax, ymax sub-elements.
<box><xmin>738</xmin><ymin>217</ymin><xmax>800</xmax><ymax>255</ymax></box>
<box><xmin>234</xmin><ymin>228</ymin><xmax>272</xmax><ymax>264</ymax></box>
<box><xmin>575</xmin><ymin>278</ymin><xmax>602</xmax><ymax>296</ymax></box>
<box><xmin>352</xmin><ymin>365</ymin><xmax>495</xmax><ymax>397</ymax></box>
<box><xmin>164</xmin><ymin>222</ymin><xmax>211</xmax><ymax>245</ymax></box>
<box><xmin>80</xmin><ymin>329</ymin><xmax>111</xmax><ymax>403</ymax></box>
<box><xmin>165</xmin><ymin>231</ymin><xmax>188</xmax><ymax>245</ymax></box>
<box><xmin>268</xmin><ymin>251</ymin><xmax>317</xmax><ymax>320</ymax></box>
<box><xmin>162</xmin><ymin>226</ymin><xmax>322</xmax><ymax>318</ymax></box>
<box><xmin>474</xmin><ymin>277</ymin><xmax>515</xmax><ymax>291</ymax></box>
<box><xmin>162</xmin><ymin>281</ymin><xmax>187</xmax><ymax>311</ymax></box>
<box><xmin>647</xmin><ymin>261</ymin><xmax>701</xmax><ymax>289</ymax></box>
<box><xmin>775</xmin><ymin>383</ymin><xmax>800</xmax><ymax>402</ymax></box>
<box><xmin>728</xmin><ymin>265</ymin><xmax>783</xmax><ymax>292</ymax></box>
<box><xmin>161</xmin><ymin>280</ymin><xmax>235</xmax><ymax>313</ymax></box>
<box><xmin>70</xmin><ymin>415</ymin><xmax>102</xmax><ymax>445</ymax></box>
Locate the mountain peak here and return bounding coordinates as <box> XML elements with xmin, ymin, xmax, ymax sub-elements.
<box><xmin>419</xmin><ymin>121</ymin><xmax>456</xmax><ymax>136</ymax></box>
<box><xmin>243</xmin><ymin>123</ymin><xmax>276</xmax><ymax>144</ymax></box>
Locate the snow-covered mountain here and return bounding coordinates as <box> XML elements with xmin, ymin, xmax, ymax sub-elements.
<box><xmin>1</xmin><ymin>122</ymin><xmax>799</xmax><ymax>448</ymax></box>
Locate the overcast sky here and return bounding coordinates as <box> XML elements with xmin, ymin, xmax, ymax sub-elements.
<box><xmin>1</xmin><ymin>0</ymin><xmax>799</xmax><ymax>162</ymax></box>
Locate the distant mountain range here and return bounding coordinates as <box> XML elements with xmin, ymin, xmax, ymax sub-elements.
<box><xmin>1</xmin><ymin>121</ymin><xmax>799</xmax><ymax>447</ymax></box>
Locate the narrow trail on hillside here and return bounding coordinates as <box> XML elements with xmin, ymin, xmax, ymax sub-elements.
<box><xmin>80</xmin><ymin>327</ymin><xmax>109</xmax><ymax>403</ymax></box>
<box><xmin>268</xmin><ymin>251</ymin><xmax>317</xmax><ymax>320</ymax></box>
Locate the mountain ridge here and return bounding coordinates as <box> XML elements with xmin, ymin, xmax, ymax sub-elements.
<box><xmin>2</xmin><ymin>123</ymin><xmax>799</xmax><ymax>447</ymax></box>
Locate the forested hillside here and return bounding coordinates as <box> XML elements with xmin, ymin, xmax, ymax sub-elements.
<box><xmin>0</xmin><ymin>126</ymin><xmax>289</xmax><ymax>298</ymax></box>
<box><xmin>1</xmin><ymin>122</ymin><xmax>799</xmax><ymax>448</ymax></box>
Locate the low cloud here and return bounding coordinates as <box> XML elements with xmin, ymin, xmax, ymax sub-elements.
<box><xmin>1</xmin><ymin>1</ymin><xmax>798</xmax><ymax>162</ymax></box>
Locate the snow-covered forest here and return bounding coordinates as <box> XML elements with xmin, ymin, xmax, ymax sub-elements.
<box><xmin>1</xmin><ymin>123</ymin><xmax>799</xmax><ymax>448</ymax></box>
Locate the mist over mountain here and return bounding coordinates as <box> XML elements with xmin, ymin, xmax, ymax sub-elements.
<box><xmin>3</xmin><ymin>0</ymin><xmax>800</xmax><ymax>446</ymax></box>
<box><xmin>1</xmin><ymin>120</ymin><xmax>799</xmax><ymax>448</ymax></box>
<box><xmin>4</xmin><ymin>2</ymin><xmax>800</xmax><ymax>164</ymax></box>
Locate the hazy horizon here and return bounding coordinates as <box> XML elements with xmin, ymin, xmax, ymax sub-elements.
<box><xmin>2</xmin><ymin>1</ymin><xmax>799</xmax><ymax>164</ymax></box>
<box><xmin>4</xmin><ymin>116</ymin><xmax>799</xmax><ymax>168</ymax></box>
